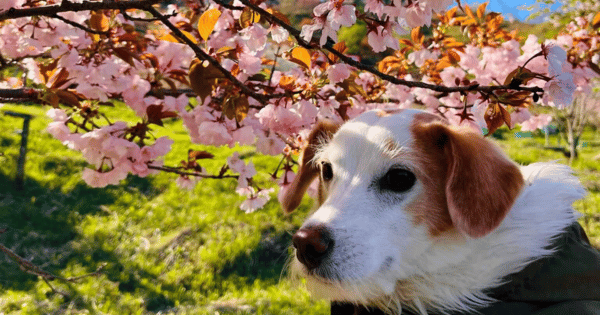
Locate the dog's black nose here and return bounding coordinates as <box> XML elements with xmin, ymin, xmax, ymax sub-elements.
<box><xmin>292</xmin><ymin>224</ymin><xmax>333</xmax><ymax>270</ymax></box>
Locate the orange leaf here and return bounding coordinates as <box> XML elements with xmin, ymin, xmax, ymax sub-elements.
<box><xmin>378</xmin><ymin>55</ymin><xmax>403</xmax><ymax>74</ymax></box>
<box><xmin>464</xmin><ymin>5</ymin><xmax>476</xmax><ymax>20</ymax></box>
<box><xmin>55</xmin><ymin>89</ymin><xmax>80</xmax><ymax>108</ymax></box>
<box><xmin>462</xmin><ymin>18</ymin><xmax>477</xmax><ymax>26</ymax></box>
<box><xmin>146</xmin><ymin>104</ymin><xmax>178</xmax><ymax>126</ymax></box>
<box><xmin>329</xmin><ymin>41</ymin><xmax>348</xmax><ymax>62</ymax></box>
<box><xmin>239</xmin><ymin>8</ymin><xmax>261</xmax><ymax>28</ymax></box>
<box><xmin>279</xmin><ymin>75</ymin><xmax>296</xmax><ymax>89</ymax></box>
<box><xmin>411</xmin><ymin>27</ymin><xmax>422</xmax><ymax>43</ymax></box>
<box><xmin>113</xmin><ymin>47</ymin><xmax>136</xmax><ymax>66</ymax></box>
<box><xmin>435</xmin><ymin>56</ymin><xmax>452</xmax><ymax>71</ymax></box>
<box><xmin>446</xmin><ymin>6</ymin><xmax>458</xmax><ymax>20</ymax></box>
<box><xmin>484</xmin><ymin>103</ymin><xmax>510</xmax><ymax>136</ymax></box>
<box><xmin>189</xmin><ymin>149</ymin><xmax>214</xmax><ymax>161</ymax></box>
<box><xmin>477</xmin><ymin>2</ymin><xmax>487</xmax><ymax>19</ymax></box>
<box><xmin>49</xmin><ymin>68</ymin><xmax>70</xmax><ymax>89</ymax></box>
<box><xmin>160</xmin><ymin>33</ymin><xmax>179</xmax><ymax>43</ymax></box>
<box><xmin>447</xmin><ymin>50</ymin><xmax>461</xmax><ymax>63</ymax></box>
<box><xmin>89</xmin><ymin>11</ymin><xmax>109</xmax><ymax>32</ymax></box>
<box><xmin>198</xmin><ymin>8</ymin><xmax>221</xmax><ymax>41</ymax></box>
<box><xmin>593</xmin><ymin>11</ymin><xmax>600</xmax><ymax>29</ymax></box>
<box><xmin>189</xmin><ymin>59</ymin><xmax>225</xmax><ymax>100</ymax></box>
<box><xmin>41</xmin><ymin>90</ymin><xmax>60</xmax><ymax>107</ymax></box>
<box><xmin>160</xmin><ymin>31</ymin><xmax>197</xmax><ymax>44</ymax></box>
<box><xmin>289</xmin><ymin>47</ymin><xmax>311</xmax><ymax>69</ymax></box>
<box><xmin>234</xmin><ymin>96</ymin><xmax>249</xmax><ymax>122</ymax></box>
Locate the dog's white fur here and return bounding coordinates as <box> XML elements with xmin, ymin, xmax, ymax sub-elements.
<box><xmin>284</xmin><ymin>109</ymin><xmax>586</xmax><ymax>315</ymax></box>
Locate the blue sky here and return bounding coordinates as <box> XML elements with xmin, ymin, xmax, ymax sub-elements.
<box><xmin>463</xmin><ymin>0</ymin><xmax>549</xmax><ymax>21</ymax></box>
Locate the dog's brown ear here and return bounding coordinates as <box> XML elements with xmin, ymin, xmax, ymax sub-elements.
<box><xmin>417</xmin><ymin>123</ymin><xmax>524</xmax><ymax>238</ymax></box>
<box><xmin>280</xmin><ymin>120</ymin><xmax>340</xmax><ymax>214</ymax></box>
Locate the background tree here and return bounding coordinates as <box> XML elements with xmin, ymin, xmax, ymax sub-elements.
<box><xmin>550</xmin><ymin>90</ymin><xmax>600</xmax><ymax>162</ymax></box>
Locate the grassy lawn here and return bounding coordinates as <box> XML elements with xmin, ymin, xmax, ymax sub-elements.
<box><xmin>0</xmin><ymin>103</ymin><xmax>599</xmax><ymax>314</ymax></box>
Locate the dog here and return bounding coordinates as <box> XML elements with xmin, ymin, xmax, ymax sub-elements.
<box><xmin>281</xmin><ymin>108</ymin><xmax>587</xmax><ymax>315</ymax></box>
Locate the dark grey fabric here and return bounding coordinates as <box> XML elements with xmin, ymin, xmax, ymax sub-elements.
<box><xmin>331</xmin><ymin>223</ymin><xmax>600</xmax><ymax>315</ymax></box>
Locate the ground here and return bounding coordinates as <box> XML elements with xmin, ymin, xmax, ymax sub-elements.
<box><xmin>0</xmin><ymin>103</ymin><xmax>598</xmax><ymax>314</ymax></box>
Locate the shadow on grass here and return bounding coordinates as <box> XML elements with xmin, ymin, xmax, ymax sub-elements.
<box><xmin>219</xmin><ymin>227</ymin><xmax>293</xmax><ymax>285</ymax></box>
<box><xmin>0</xmin><ymin>169</ymin><xmax>159</xmax><ymax>290</ymax></box>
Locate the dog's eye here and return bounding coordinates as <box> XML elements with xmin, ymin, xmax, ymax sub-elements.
<box><xmin>321</xmin><ymin>161</ymin><xmax>333</xmax><ymax>181</ymax></box>
<box><xmin>380</xmin><ymin>168</ymin><xmax>416</xmax><ymax>193</ymax></box>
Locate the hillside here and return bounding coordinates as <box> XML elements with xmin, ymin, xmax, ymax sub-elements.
<box><xmin>1</xmin><ymin>103</ymin><xmax>599</xmax><ymax>314</ymax></box>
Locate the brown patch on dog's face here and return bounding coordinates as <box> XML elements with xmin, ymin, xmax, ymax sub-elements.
<box><xmin>280</xmin><ymin>120</ymin><xmax>340</xmax><ymax>213</ymax></box>
<box><xmin>406</xmin><ymin>115</ymin><xmax>455</xmax><ymax>236</ymax></box>
<box><xmin>408</xmin><ymin>113</ymin><xmax>524</xmax><ymax>238</ymax></box>
<box><xmin>375</xmin><ymin>108</ymin><xmax>405</xmax><ymax>117</ymax></box>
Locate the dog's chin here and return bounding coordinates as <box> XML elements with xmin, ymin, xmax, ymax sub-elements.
<box><xmin>291</xmin><ymin>259</ymin><xmax>398</xmax><ymax>304</ymax></box>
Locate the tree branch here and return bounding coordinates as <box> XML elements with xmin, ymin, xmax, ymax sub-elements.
<box><xmin>231</xmin><ymin>0</ymin><xmax>545</xmax><ymax>96</ymax></box>
<box><xmin>50</xmin><ymin>13</ymin><xmax>108</xmax><ymax>35</ymax></box>
<box><xmin>148</xmin><ymin>164</ymin><xmax>239</xmax><ymax>179</ymax></box>
<box><xmin>0</xmin><ymin>88</ymin><xmax>197</xmax><ymax>104</ymax></box>
<box><xmin>0</xmin><ymin>88</ymin><xmax>41</xmax><ymax>103</ymax></box>
<box><xmin>0</xmin><ymin>239</ymin><xmax>105</xmax><ymax>296</ymax></box>
<box><xmin>142</xmin><ymin>6</ymin><xmax>285</xmax><ymax>104</ymax></box>
<box><xmin>0</xmin><ymin>0</ymin><xmax>162</xmax><ymax>22</ymax></box>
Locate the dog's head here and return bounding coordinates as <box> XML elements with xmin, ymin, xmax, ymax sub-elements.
<box><xmin>282</xmin><ymin>109</ymin><xmax>524</xmax><ymax>306</ymax></box>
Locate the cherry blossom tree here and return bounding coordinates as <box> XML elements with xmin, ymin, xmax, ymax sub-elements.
<box><xmin>1</xmin><ymin>0</ymin><xmax>599</xmax><ymax>213</ymax></box>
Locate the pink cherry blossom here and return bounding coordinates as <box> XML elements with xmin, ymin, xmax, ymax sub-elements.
<box><xmin>236</xmin><ymin>187</ymin><xmax>274</xmax><ymax>213</ymax></box>
<box><xmin>543</xmin><ymin>73</ymin><xmax>576</xmax><ymax>108</ymax></box>
<box><xmin>439</xmin><ymin>67</ymin><xmax>465</xmax><ymax>87</ymax></box>
<box><xmin>142</xmin><ymin>137</ymin><xmax>174</xmax><ymax>160</ymax></box>
<box><xmin>404</xmin><ymin>2</ymin><xmax>432</xmax><ymax>28</ymax></box>
<box><xmin>300</xmin><ymin>21</ymin><xmax>323</xmax><ymax>43</ymax></box>
<box><xmin>240</xmin><ymin>24</ymin><xmax>269</xmax><ymax>53</ymax></box>
<box><xmin>271</xmin><ymin>25</ymin><xmax>289</xmax><ymax>43</ymax></box>
<box><xmin>546</xmin><ymin>44</ymin><xmax>569</xmax><ymax>78</ymax></box>
<box><xmin>122</xmin><ymin>75</ymin><xmax>152</xmax><ymax>116</ymax></box>
<box><xmin>408</xmin><ymin>49</ymin><xmax>438</xmax><ymax>67</ymax></box>
<box><xmin>328</xmin><ymin>5</ymin><xmax>356</xmax><ymax>28</ymax></box>
<box><xmin>520</xmin><ymin>114</ymin><xmax>553</xmax><ymax>132</ymax></box>
<box><xmin>255</xmin><ymin>131</ymin><xmax>286</xmax><ymax>155</ymax></box>
<box><xmin>176</xmin><ymin>175</ymin><xmax>199</xmax><ymax>190</ymax></box>
<box><xmin>426</xmin><ymin>0</ymin><xmax>454</xmax><ymax>12</ymax></box>
<box><xmin>82</xmin><ymin>165</ymin><xmax>129</xmax><ymax>188</ymax></box>
<box><xmin>47</xmin><ymin>108</ymin><xmax>69</xmax><ymax>122</ymax></box>
<box><xmin>368</xmin><ymin>26</ymin><xmax>399</xmax><ymax>53</ymax></box>
<box><xmin>364</xmin><ymin>0</ymin><xmax>385</xmax><ymax>18</ymax></box>
<box><xmin>327</xmin><ymin>64</ymin><xmax>352</xmax><ymax>83</ymax></box>
<box><xmin>197</xmin><ymin>121</ymin><xmax>233</xmax><ymax>146</ymax></box>
<box><xmin>0</xmin><ymin>0</ymin><xmax>25</xmax><ymax>12</ymax></box>
<box><xmin>231</xmin><ymin>126</ymin><xmax>256</xmax><ymax>147</ymax></box>
<box><xmin>238</xmin><ymin>52</ymin><xmax>262</xmax><ymax>76</ymax></box>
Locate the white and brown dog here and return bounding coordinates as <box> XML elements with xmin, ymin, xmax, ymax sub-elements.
<box><xmin>281</xmin><ymin>109</ymin><xmax>585</xmax><ymax>315</ymax></box>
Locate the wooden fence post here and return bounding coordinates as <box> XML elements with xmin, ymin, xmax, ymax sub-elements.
<box><xmin>4</xmin><ymin>111</ymin><xmax>33</xmax><ymax>191</ymax></box>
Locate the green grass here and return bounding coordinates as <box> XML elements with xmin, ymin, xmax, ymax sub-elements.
<box><xmin>0</xmin><ymin>103</ymin><xmax>599</xmax><ymax>314</ymax></box>
<box><xmin>0</xmin><ymin>103</ymin><xmax>327</xmax><ymax>314</ymax></box>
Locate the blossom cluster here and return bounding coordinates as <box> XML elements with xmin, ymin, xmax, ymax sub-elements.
<box><xmin>1</xmin><ymin>1</ymin><xmax>597</xmax><ymax>212</ymax></box>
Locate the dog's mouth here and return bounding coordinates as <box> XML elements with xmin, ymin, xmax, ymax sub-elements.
<box><xmin>300</xmin><ymin>263</ymin><xmax>342</xmax><ymax>283</ymax></box>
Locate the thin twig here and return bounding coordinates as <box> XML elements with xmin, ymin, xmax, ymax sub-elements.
<box><xmin>147</xmin><ymin>164</ymin><xmax>239</xmax><ymax>179</ymax></box>
<box><xmin>0</xmin><ymin>240</ymin><xmax>106</xmax><ymax>289</ymax></box>
<box><xmin>50</xmin><ymin>13</ymin><xmax>108</xmax><ymax>35</ymax></box>
<box><xmin>142</xmin><ymin>6</ymin><xmax>286</xmax><ymax>104</ymax></box>
<box><xmin>120</xmin><ymin>9</ymin><xmax>177</xmax><ymax>22</ymax></box>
